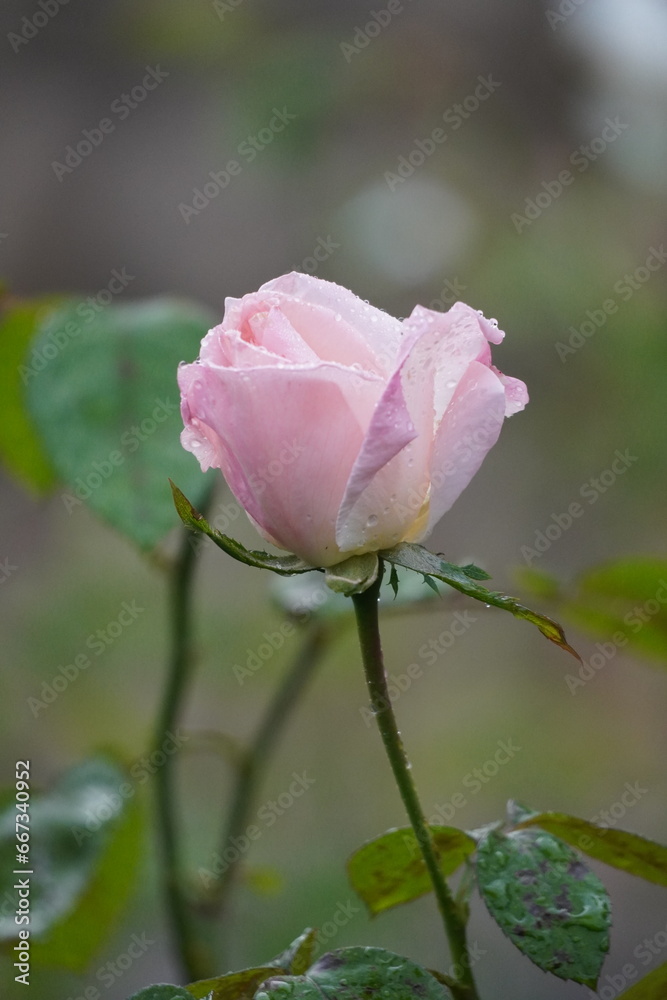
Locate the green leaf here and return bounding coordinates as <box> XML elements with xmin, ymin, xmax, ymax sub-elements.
<box><xmin>513</xmin><ymin>811</ymin><xmax>667</xmax><ymax>887</ymax></box>
<box><xmin>476</xmin><ymin>827</ymin><xmax>610</xmax><ymax>987</ymax></box>
<box><xmin>253</xmin><ymin>946</ymin><xmax>451</xmax><ymax>1000</ymax></box>
<box><xmin>381</xmin><ymin>543</ymin><xmax>580</xmax><ymax>659</ymax></box>
<box><xmin>617</xmin><ymin>963</ymin><xmax>667</xmax><ymax>999</ymax></box>
<box><xmin>0</xmin><ymin>297</ymin><xmax>60</xmax><ymax>493</ymax></box>
<box><xmin>347</xmin><ymin>826</ymin><xmax>476</xmax><ymax>915</ymax></box>
<box><xmin>269</xmin><ymin>928</ymin><xmax>317</xmax><ymax>976</ymax></box>
<box><xmin>325</xmin><ymin>553</ymin><xmax>380</xmax><ymax>595</ymax></box>
<box><xmin>188</xmin><ymin>967</ymin><xmax>278</xmax><ymax>1000</ymax></box>
<box><xmin>127</xmin><ymin>988</ymin><xmax>196</xmax><ymax>1000</ymax></box>
<box><xmin>171</xmin><ymin>482</ymin><xmax>313</xmax><ymax>575</ymax></box>
<box><xmin>26</xmin><ymin>298</ymin><xmax>218</xmax><ymax>549</ymax></box>
<box><xmin>0</xmin><ymin>757</ymin><xmax>143</xmax><ymax>970</ymax></box>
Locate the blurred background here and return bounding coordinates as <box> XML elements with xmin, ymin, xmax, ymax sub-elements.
<box><xmin>1</xmin><ymin>0</ymin><xmax>666</xmax><ymax>997</ymax></box>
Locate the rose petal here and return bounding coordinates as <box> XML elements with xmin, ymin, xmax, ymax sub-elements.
<box><xmin>179</xmin><ymin>360</ymin><xmax>383</xmax><ymax>567</ymax></box>
<box><xmin>493</xmin><ymin>369</ymin><xmax>529</xmax><ymax>416</ymax></box>
<box><xmin>335</xmin><ymin>324</ymin><xmax>439</xmax><ymax>552</ymax></box>
<box><xmin>260</xmin><ymin>272</ymin><xmax>403</xmax><ymax>371</ymax></box>
<box><xmin>423</xmin><ymin>361</ymin><xmax>507</xmax><ymax>537</ymax></box>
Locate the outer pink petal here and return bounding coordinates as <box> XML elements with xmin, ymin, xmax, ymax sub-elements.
<box><xmin>493</xmin><ymin>369</ymin><xmax>529</xmax><ymax>416</ymax></box>
<box><xmin>179</xmin><ymin>361</ymin><xmax>383</xmax><ymax>567</ymax></box>
<box><xmin>260</xmin><ymin>272</ymin><xmax>403</xmax><ymax>371</ymax></box>
<box><xmin>335</xmin><ymin>323</ymin><xmax>440</xmax><ymax>552</ymax></box>
<box><xmin>422</xmin><ymin>361</ymin><xmax>507</xmax><ymax>537</ymax></box>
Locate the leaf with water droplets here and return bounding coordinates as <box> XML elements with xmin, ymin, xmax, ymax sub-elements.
<box><xmin>381</xmin><ymin>542</ymin><xmax>580</xmax><ymax>660</ymax></box>
<box><xmin>27</xmin><ymin>298</ymin><xmax>219</xmax><ymax>549</ymax></box>
<box><xmin>255</xmin><ymin>946</ymin><xmax>451</xmax><ymax>1000</ymax></box>
<box><xmin>512</xmin><ymin>811</ymin><xmax>667</xmax><ymax>887</ymax></box>
<box><xmin>476</xmin><ymin>827</ymin><xmax>610</xmax><ymax>987</ymax></box>
<box><xmin>347</xmin><ymin>826</ymin><xmax>476</xmax><ymax>915</ymax></box>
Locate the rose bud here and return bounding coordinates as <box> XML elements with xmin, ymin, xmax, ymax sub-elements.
<box><xmin>179</xmin><ymin>272</ymin><xmax>527</xmax><ymax>568</ymax></box>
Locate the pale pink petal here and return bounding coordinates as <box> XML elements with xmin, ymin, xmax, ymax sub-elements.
<box><xmin>249</xmin><ymin>306</ymin><xmax>320</xmax><ymax>364</ymax></box>
<box><xmin>260</xmin><ymin>272</ymin><xmax>403</xmax><ymax>370</ymax></box>
<box><xmin>276</xmin><ymin>298</ymin><xmax>385</xmax><ymax>372</ymax></box>
<box><xmin>423</xmin><ymin>361</ymin><xmax>507</xmax><ymax>537</ymax></box>
<box><xmin>336</xmin><ymin>324</ymin><xmax>440</xmax><ymax>552</ymax></box>
<box><xmin>493</xmin><ymin>369</ymin><xmax>529</xmax><ymax>416</ymax></box>
<box><xmin>179</xmin><ymin>361</ymin><xmax>383</xmax><ymax>567</ymax></box>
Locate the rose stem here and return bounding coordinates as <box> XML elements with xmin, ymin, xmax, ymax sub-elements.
<box><xmin>206</xmin><ymin>618</ymin><xmax>328</xmax><ymax>963</ymax></box>
<box><xmin>352</xmin><ymin>563</ymin><xmax>480</xmax><ymax>1000</ymax></box>
<box><xmin>153</xmin><ymin>481</ymin><xmax>216</xmax><ymax>983</ymax></box>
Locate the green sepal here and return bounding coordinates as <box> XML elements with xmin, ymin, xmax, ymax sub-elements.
<box><xmin>324</xmin><ymin>552</ymin><xmax>380</xmax><ymax>595</ymax></box>
<box><xmin>170</xmin><ymin>482</ymin><xmax>314</xmax><ymax>576</ymax></box>
<box><xmin>381</xmin><ymin>542</ymin><xmax>580</xmax><ymax>659</ymax></box>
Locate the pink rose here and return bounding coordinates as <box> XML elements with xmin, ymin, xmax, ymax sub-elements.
<box><xmin>178</xmin><ymin>272</ymin><xmax>527</xmax><ymax>568</ymax></box>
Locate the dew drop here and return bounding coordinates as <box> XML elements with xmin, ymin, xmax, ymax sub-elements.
<box><xmin>367</xmin><ymin>514</ymin><xmax>378</xmax><ymax>527</ymax></box>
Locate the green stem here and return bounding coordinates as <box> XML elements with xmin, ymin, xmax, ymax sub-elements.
<box><xmin>154</xmin><ymin>484</ymin><xmax>215</xmax><ymax>983</ymax></box>
<box><xmin>207</xmin><ymin>620</ymin><xmax>328</xmax><ymax>953</ymax></box>
<box><xmin>352</xmin><ymin>564</ymin><xmax>480</xmax><ymax>1000</ymax></box>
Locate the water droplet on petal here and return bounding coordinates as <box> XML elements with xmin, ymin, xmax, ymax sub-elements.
<box><xmin>367</xmin><ymin>514</ymin><xmax>378</xmax><ymax>527</ymax></box>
